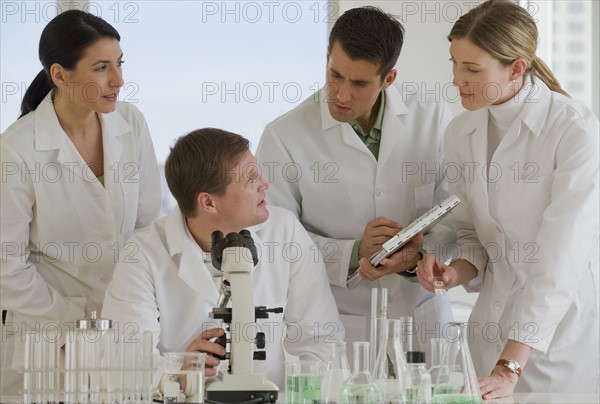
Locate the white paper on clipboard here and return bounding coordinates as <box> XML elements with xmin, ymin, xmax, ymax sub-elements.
<box><xmin>346</xmin><ymin>195</ymin><xmax>460</xmax><ymax>289</ymax></box>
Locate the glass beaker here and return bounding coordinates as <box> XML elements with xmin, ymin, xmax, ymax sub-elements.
<box><xmin>163</xmin><ymin>352</ymin><xmax>206</xmax><ymax>403</ymax></box>
<box><xmin>370</xmin><ymin>288</ymin><xmax>388</xmax><ymax>375</ymax></box>
<box><xmin>285</xmin><ymin>360</ymin><xmax>322</xmax><ymax>404</ymax></box>
<box><xmin>321</xmin><ymin>342</ymin><xmax>352</xmax><ymax>403</ymax></box>
<box><xmin>373</xmin><ymin>319</ymin><xmax>407</xmax><ymax>403</ymax></box>
<box><xmin>432</xmin><ymin>322</ymin><xmax>482</xmax><ymax>404</ymax></box>
<box><xmin>339</xmin><ymin>341</ymin><xmax>383</xmax><ymax>404</ymax></box>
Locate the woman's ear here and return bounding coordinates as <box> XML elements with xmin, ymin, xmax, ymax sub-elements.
<box><xmin>49</xmin><ymin>63</ymin><xmax>70</xmax><ymax>88</ymax></box>
<box><xmin>511</xmin><ymin>58</ymin><xmax>528</xmax><ymax>81</ymax></box>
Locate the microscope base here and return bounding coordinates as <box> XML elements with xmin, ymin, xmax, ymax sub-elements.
<box><xmin>206</xmin><ymin>372</ymin><xmax>278</xmax><ymax>403</ymax></box>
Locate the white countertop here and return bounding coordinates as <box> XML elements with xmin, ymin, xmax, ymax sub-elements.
<box><xmin>2</xmin><ymin>393</ymin><xmax>598</xmax><ymax>403</ymax></box>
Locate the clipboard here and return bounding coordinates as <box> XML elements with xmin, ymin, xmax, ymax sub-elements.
<box><xmin>347</xmin><ymin>195</ymin><xmax>460</xmax><ymax>289</ymax></box>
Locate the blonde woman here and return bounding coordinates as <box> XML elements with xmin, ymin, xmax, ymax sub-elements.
<box><xmin>417</xmin><ymin>0</ymin><xmax>598</xmax><ymax>398</ymax></box>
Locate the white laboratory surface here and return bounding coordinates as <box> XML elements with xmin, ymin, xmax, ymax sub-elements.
<box><xmin>1</xmin><ymin>392</ymin><xmax>599</xmax><ymax>403</ymax></box>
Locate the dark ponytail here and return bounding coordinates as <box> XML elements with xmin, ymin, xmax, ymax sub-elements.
<box><xmin>19</xmin><ymin>10</ymin><xmax>120</xmax><ymax>119</ymax></box>
<box><xmin>20</xmin><ymin>70</ymin><xmax>53</xmax><ymax>118</ymax></box>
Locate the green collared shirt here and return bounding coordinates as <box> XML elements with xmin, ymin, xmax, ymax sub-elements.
<box><xmin>348</xmin><ymin>91</ymin><xmax>386</xmax><ymax>275</ymax></box>
<box><xmin>349</xmin><ymin>90</ymin><xmax>385</xmax><ymax>160</ymax></box>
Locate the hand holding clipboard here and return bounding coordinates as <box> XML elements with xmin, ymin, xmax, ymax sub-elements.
<box><xmin>347</xmin><ymin>195</ymin><xmax>460</xmax><ymax>289</ymax></box>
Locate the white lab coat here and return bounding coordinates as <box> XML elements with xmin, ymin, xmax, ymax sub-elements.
<box><xmin>446</xmin><ymin>76</ymin><xmax>599</xmax><ymax>392</ymax></box>
<box><xmin>0</xmin><ymin>93</ymin><xmax>161</xmax><ymax>394</ymax></box>
<box><xmin>256</xmin><ymin>84</ymin><xmax>455</xmax><ymax>358</ymax></box>
<box><xmin>101</xmin><ymin>206</ymin><xmax>344</xmax><ymax>391</ymax></box>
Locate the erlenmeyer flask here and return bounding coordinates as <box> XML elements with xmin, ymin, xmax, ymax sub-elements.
<box><xmin>339</xmin><ymin>341</ymin><xmax>383</xmax><ymax>404</ymax></box>
<box><xmin>373</xmin><ymin>319</ymin><xmax>407</xmax><ymax>403</ymax></box>
<box><xmin>432</xmin><ymin>322</ymin><xmax>482</xmax><ymax>404</ymax></box>
<box><xmin>321</xmin><ymin>342</ymin><xmax>352</xmax><ymax>404</ymax></box>
<box><xmin>370</xmin><ymin>288</ymin><xmax>388</xmax><ymax>374</ymax></box>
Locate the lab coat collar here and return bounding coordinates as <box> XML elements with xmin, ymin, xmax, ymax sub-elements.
<box><xmin>319</xmin><ymin>84</ymin><xmax>409</xmax><ymax>132</ymax></box>
<box><xmin>33</xmin><ymin>92</ymin><xmax>132</xmax><ymax>151</ymax></box>
<box><xmin>163</xmin><ymin>207</ymin><xmax>266</xmax><ymax>296</ymax></box>
<box><xmin>519</xmin><ymin>75</ymin><xmax>552</xmax><ymax>138</ymax></box>
<box><xmin>456</xmin><ymin>75</ymin><xmax>552</xmax><ymax>139</ymax></box>
<box><xmin>164</xmin><ymin>208</ymin><xmax>219</xmax><ymax>298</ymax></box>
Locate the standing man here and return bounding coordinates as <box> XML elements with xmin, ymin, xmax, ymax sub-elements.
<box><xmin>102</xmin><ymin>128</ymin><xmax>343</xmax><ymax>390</ymax></box>
<box><xmin>256</xmin><ymin>6</ymin><xmax>454</xmax><ymax>357</ymax></box>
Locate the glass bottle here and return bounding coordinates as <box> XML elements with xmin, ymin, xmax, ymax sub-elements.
<box><xmin>373</xmin><ymin>319</ymin><xmax>407</xmax><ymax>403</ymax></box>
<box><xmin>339</xmin><ymin>341</ymin><xmax>383</xmax><ymax>404</ymax></box>
<box><xmin>403</xmin><ymin>352</ymin><xmax>431</xmax><ymax>404</ymax></box>
<box><xmin>321</xmin><ymin>342</ymin><xmax>352</xmax><ymax>404</ymax></box>
<box><xmin>431</xmin><ymin>322</ymin><xmax>482</xmax><ymax>404</ymax></box>
<box><xmin>370</xmin><ymin>288</ymin><xmax>388</xmax><ymax>374</ymax></box>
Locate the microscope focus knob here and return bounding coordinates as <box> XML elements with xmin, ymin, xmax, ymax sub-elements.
<box><xmin>253</xmin><ymin>351</ymin><xmax>267</xmax><ymax>361</ymax></box>
<box><xmin>255</xmin><ymin>332</ymin><xmax>266</xmax><ymax>349</ymax></box>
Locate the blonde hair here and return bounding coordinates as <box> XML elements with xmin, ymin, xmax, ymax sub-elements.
<box><xmin>449</xmin><ymin>0</ymin><xmax>569</xmax><ymax>97</ymax></box>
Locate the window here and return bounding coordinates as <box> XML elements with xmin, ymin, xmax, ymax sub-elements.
<box><xmin>520</xmin><ymin>0</ymin><xmax>595</xmax><ymax>112</ymax></box>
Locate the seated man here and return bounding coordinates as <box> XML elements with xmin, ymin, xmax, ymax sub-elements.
<box><xmin>102</xmin><ymin>128</ymin><xmax>344</xmax><ymax>390</ymax></box>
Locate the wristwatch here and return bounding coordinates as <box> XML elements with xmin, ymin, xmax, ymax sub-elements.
<box><xmin>496</xmin><ymin>359</ymin><xmax>522</xmax><ymax>377</ymax></box>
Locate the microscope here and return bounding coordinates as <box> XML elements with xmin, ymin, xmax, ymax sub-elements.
<box><xmin>205</xmin><ymin>230</ymin><xmax>281</xmax><ymax>403</ymax></box>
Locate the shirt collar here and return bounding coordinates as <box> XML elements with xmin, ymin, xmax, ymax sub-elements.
<box><xmin>349</xmin><ymin>90</ymin><xmax>386</xmax><ymax>141</ymax></box>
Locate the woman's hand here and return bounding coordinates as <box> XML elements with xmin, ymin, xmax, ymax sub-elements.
<box><xmin>415</xmin><ymin>253</ymin><xmax>458</xmax><ymax>293</ymax></box>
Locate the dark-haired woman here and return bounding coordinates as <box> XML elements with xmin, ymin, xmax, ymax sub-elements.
<box><xmin>0</xmin><ymin>10</ymin><xmax>160</xmax><ymax>393</ymax></box>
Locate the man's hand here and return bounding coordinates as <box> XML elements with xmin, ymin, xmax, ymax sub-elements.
<box><xmin>185</xmin><ymin>328</ymin><xmax>226</xmax><ymax>377</ymax></box>
<box><xmin>357</xmin><ymin>231</ymin><xmax>424</xmax><ymax>281</ymax></box>
<box><xmin>358</xmin><ymin>217</ymin><xmax>402</xmax><ymax>259</ymax></box>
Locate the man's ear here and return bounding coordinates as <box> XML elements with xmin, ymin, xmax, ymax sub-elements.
<box><xmin>197</xmin><ymin>192</ymin><xmax>217</xmax><ymax>213</ymax></box>
<box><xmin>382</xmin><ymin>68</ymin><xmax>397</xmax><ymax>89</ymax></box>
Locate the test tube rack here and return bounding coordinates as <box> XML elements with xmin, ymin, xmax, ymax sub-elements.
<box><xmin>21</xmin><ymin>329</ymin><xmax>155</xmax><ymax>404</ymax></box>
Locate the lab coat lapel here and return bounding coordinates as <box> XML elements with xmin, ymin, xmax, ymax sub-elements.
<box><xmin>494</xmin><ymin>76</ymin><xmax>552</xmax><ymax>155</ymax></box>
<box><xmin>465</xmin><ymin>109</ymin><xmax>491</xmax><ymax>203</ymax></box>
<box><xmin>377</xmin><ymin>86</ymin><xmax>409</xmax><ymax>167</ymax></box>
<box><xmin>99</xmin><ymin>110</ymin><xmax>128</xmax><ymax>190</ymax></box>
<box><xmin>33</xmin><ymin>94</ymin><xmax>92</xmax><ymax>184</ymax></box>
<box><xmin>164</xmin><ymin>209</ymin><xmax>219</xmax><ymax>302</ymax></box>
<box><xmin>319</xmin><ymin>89</ymin><xmax>374</xmax><ymax>157</ymax></box>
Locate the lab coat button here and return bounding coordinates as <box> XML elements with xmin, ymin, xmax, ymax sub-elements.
<box><xmin>494</xmin><ymin>301</ymin><xmax>502</xmax><ymax>310</ymax></box>
<box><xmin>375</xmin><ymin>188</ymin><xmax>384</xmax><ymax>197</ymax></box>
<box><xmin>494</xmin><ymin>184</ymin><xmax>499</xmax><ymax>192</ymax></box>
<box><xmin>102</xmin><ymin>233</ymin><xmax>113</xmax><ymax>241</ymax></box>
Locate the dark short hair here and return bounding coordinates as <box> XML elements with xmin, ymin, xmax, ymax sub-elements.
<box><xmin>20</xmin><ymin>10</ymin><xmax>120</xmax><ymax>118</ymax></box>
<box><xmin>165</xmin><ymin>128</ymin><xmax>249</xmax><ymax>218</ymax></box>
<box><xmin>328</xmin><ymin>6</ymin><xmax>405</xmax><ymax>81</ymax></box>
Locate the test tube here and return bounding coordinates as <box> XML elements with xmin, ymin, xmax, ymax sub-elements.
<box><xmin>88</xmin><ymin>329</ymin><xmax>102</xmax><ymax>404</ymax></box>
<box><xmin>102</xmin><ymin>329</ymin><xmax>116</xmax><ymax>404</ymax></box>
<box><xmin>77</xmin><ymin>331</ymin><xmax>89</xmax><ymax>403</ymax></box>
<box><xmin>142</xmin><ymin>331</ymin><xmax>153</xmax><ymax>403</ymax></box>
<box><xmin>65</xmin><ymin>330</ymin><xmax>76</xmax><ymax>404</ymax></box>
<box><xmin>46</xmin><ymin>330</ymin><xmax>59</xmax><ymax>404</ymax></box>
<box><xmin>23</xmin><ymin>331</ymin><xmax>36</xmax><ymax>404</ymax></box>
<box><xmin>35</xmin><ymin>331</ymin><xmax>43</xmax><ymax>404</ymax></box>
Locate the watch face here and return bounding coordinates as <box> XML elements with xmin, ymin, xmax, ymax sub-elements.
<box><xmin>507</xmin><ymin>361</ymin><xmax>518</xmax><ymax>372</ymax></box>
